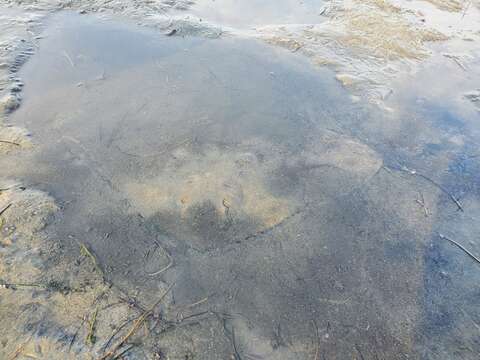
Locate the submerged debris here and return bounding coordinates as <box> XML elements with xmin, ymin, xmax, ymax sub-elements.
<box><xmin>0</xmin><ymin>126</ymin><xmax>32</xmax><ymax>153</ymax></box>
<box><xmin>165</xmin><ymin>28</ymin><xmax>177</xmax><ymax>36</ymax></box>
<box><xmin>439</xmin><ymin>233</ymin><xmax>480</xmax><ymax>265</ymax></box>
<box><xmin>99</xmin><ymin>283</ymin><xmax>174</xmax><ymax>360</ymax></box>
<box><xmin>398</xmin><ymin>166</ymin><xmax>464</xmax><ymax>212</ymax></box>
<box><xmin>464</xmin><ymin>89</ymin><xmax>480</xmax><ymax>111</ymax></box>
<box><xmin>78</xmin><ymin>241</ymin><xmax>106</xmax><ymax>281</ymax></box>
<box><xmin>86</xmin><ymin>307</ymin><xmax>98</xmax><ymax>345</ymax></box>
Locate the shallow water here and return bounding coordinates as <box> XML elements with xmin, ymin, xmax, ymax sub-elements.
<box><xmin>183</xmin><ymin>0</ymin><xmax>325</xmax><ymax>27</ymax></box>
<box><xmin>3</xmin><ymin>10</ymin><xmax>480</xmax><ymax>360</ymax></box>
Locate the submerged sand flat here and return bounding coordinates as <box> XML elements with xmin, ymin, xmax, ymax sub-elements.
<box><xmin>0</xmin><ymin>1</ymin><xmax>480</xmax><ymax>359</ymax></box>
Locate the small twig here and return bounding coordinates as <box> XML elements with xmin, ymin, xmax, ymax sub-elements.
<box><xmin>145</xmin><ymin>245</ymin><xmax>173</xmax><ymax>276</ymax></box>
<box><xmin>62</xmin><ymin>50</ymin><xmax>75</xmax><ymax>67</ymax></box>
<box><xmin>118</xmin><ymin>294</ymin><xmax>146</xmax><ymax>313</ymax></box>
<box><xmin>19</xmin><ymin>352</ymin><xmax>39</xmax><ymax>359</ymax></box>
<box><xmin>78</xmin><ymin>241</ymin><xmax>105</xmax><ymax>280</ymax></box>
<box><xmin>175</xmin><ymin>297</ymin><xmax>209</xmax><ymax>321</ymax></box>
<box><xmin>185</xmin><ymin>297</ymin><xmax>208</xmax><ymax>309</ymax></box>
<box><xmin>111</xmin><ymin>344</ymin><xmax>135</xmax><ymax>359</ymax></box>
<box><xmin>231</xmin><ymin>327</ymin><xmax>242</xmax><ymax>360</ymax></box>
<box><xmin>8</xmin><ymin>337</ymin><xmax>31</xmax><ymax>360</ymax></box>
<box><xmin>0</xmin><ymin>283</ymin><xmax>44</xmax><ymax>290</ymax></box>
<box><xmin>1</xmin><ymin>279</ymin><xmax>81</xmax><ymax>293</ymax></box>
<box><xmin>101</xmin><ymin>317</ymin><xmax>137</xmax><ymax>353</ymax></box>
<box><xmin>8</xmin><ymin>347</ymin><xmax>25</xmax><ymax>360</ymax></box>
<box><xmin>398</xmin><ymin>167</ymin><xmax>463</xmax><ymax>212</ymax></box>
<box><xmin>312</xmin><ymin>320</ymin><xmax>319</xmax><ymax>360</ymax></box>
<box><xmin>439</xmin><ymin>233</ymin><xmax>480</xmax><ymax>265</ymax></box>
<box><xmin>415</xmin><ymin>192</ymin><xmax>429</xmax><ymax>217</ymax></box>
<box><xmin>355</xmin><ymin>344</ymin><xmax>365</xmax><ymax>360</ymax></box>
<box><xmin>99</xmin><ymin>283</ymin><xmax>174</xmax><ymax>360</ymax></box>
<box><xmin>86</xmin><ymin>307</ymin><xmax>99</xmax><ymax>345</ymax></box>
<box><xmin>462</xmin><ymin>0</ymin><xmax>472</xmax><ymax>18</ymax></box>
<box><xmin>0</xmin><ymin>140</ymin><xmax>20</xmax><ymax>146</ymax></box>
<box><xmin>145</xmin><ymin>260</ymin><xmax>172</xmax><ymax>276</ymax></box>
<box><xmin>68</xmin><ymin>316</ymin><xmax>88</xmax><ymax>352</ymax></box>
<box><xmin>220</xmin><ymin>316</ymin><xmax>242</xmax><ymax>360</ymax></box>
<box><xmin>416</xmin><ymin>173</ymin><xmax>463</xmax><ymax>212</ymax></box>
<box><xmin>177</xmin><ymin>310</ymin><xmax>210</xmax><ymax>323</ymax></box>
<box><xmin>222</xmin><ymin>198</ymin><xmax>231</xmax><ymax>216</ymax></box>
<box><xmin>461</xmin><ymin>309</ymin><xmax>480</xmax><ymax>331</ymax></box>
<box><xmin>0</xmin><ymin>185</ymin><xmax>25</xmax><ymax>192</ymax></box>
<box><xmin>244</xmin><ymin>208</ymin><xmax>303</xmax><ymax>241</ymax></box>
<box><xmin>156</xmin><ymin>311</ymin><xmax>212</xmax><ymax>335</ymax></box>
<box><xmin>443</xmin><ymin>54</ymin><xmax>467</xmax><ymax>71</ymax></box>
<box><xmin>116</xmin><ymin>285</ymin><xmax>147</xmax><ymax>313</ymax></box>
<box><xmin>0</xmin><ymin>203</ymin><xmax>12</xmax><ymax>217</ymax></box>
<box><xmin>0</xmin><ymin>280</ymin><xmax>44</xmax><ymax>290</ymax></box>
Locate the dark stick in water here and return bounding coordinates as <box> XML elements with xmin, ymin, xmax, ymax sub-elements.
<box><xmin>0</xmin><ymin>140</ymin><xmax>20</xmax><ymax>146</ymax></box>
<box><xmin>439</xmin><ymin>233</ymin><xmax>480</xmax><ymax>265</ymax></box>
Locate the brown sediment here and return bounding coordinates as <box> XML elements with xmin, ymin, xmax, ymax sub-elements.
<box><xmin>123</xmin><ymin>145</ymin><xmax>293</xmax><ymax>231</ymax></box>
<box><xmin>0</xmin><ymin>184</ymin><xmax>175</xmax><ymax>359</ymax></box>
<box><xmin>255</xmin><ymin>0</ymin><xmax>454</xmax><ymax>107</ymax></box>
<box><xmin>337</xmin><ymin>4</ymin><xmax>447</xmax><ymax>61</ymax></box>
